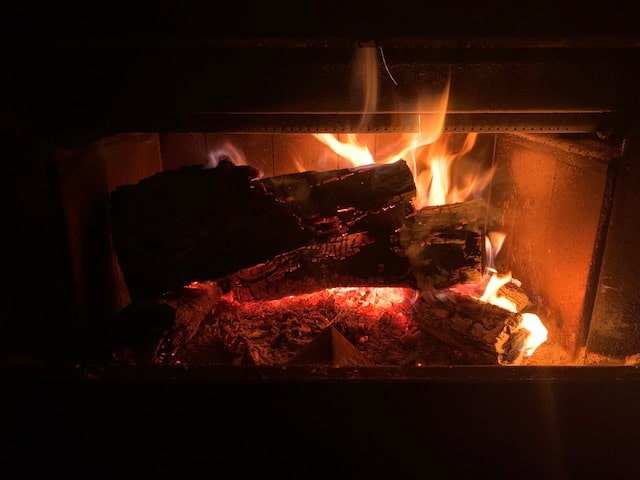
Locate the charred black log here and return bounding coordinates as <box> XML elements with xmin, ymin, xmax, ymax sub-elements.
<box><xmin>110</xmin><ymin>159</ymin><xmax>415</xmax><ymax>301</ymax></box>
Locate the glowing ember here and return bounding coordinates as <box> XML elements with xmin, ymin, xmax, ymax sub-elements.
<box><xmin>326</xmin><ymin>287</ymin><xmax>417</xmax><ymax>312</ymax></box>
<box><xmin>224</xmin><ymin>286</ymin><xmax>417</xmax><ymax>320</ymax></box>
<box><xmin>191</xmin><ymin>286</ymin><xmax>422</xmax><ymax>366</ymax></box>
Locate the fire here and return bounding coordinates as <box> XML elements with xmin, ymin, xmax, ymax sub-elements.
<box><xmin>519</xmin><ymin>314</ymin><xmax>549</xmax><ymax>357</ymax></box>
<box><xmin>311</xmin><ymin>64</ymin><xmax>494</xmax><ymax>209</ymax></box>
<box><xmin>309</xmin><ymin>49</ymin><xmax>548</xmax><ymax>361</ymax></box>
<box><xmin>312</xmin><ymin>133</ymin><xmax>549</xmax><ymax>360</ymax></box>
<box><xmin>310</xmin><ymin>133</ymin><xmax>548</xmax><ymax>357</ymax></box>
<box><xmin>208</xmin><ymin>48</ymin><xmax>549</xmax><ymax>363</ymax></box>
<box><xmin>485</xmin><ymin>231</ymin><xmax>507</xmax><ymax>270</ymax></box>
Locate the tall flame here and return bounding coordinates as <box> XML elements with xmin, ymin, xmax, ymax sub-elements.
<box><xmin>312</xmin><ymin>73</ymin><xmax>493</xmax><ymax>210</ymax></box>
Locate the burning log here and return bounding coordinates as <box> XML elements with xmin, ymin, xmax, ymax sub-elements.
<box><xmin>111</xmin><ymin>159</ymin><xmax>486</xmax><ymax>302</ymax></box>
<box><xmin>226</xmin><ymin>201</ymin><xmax>485</xmax><ymax>301</ymax></box>
<box><xmin>413</xmin><ymin>290</ymin><xmax>527</xmax><ymax>365</ymax></box>
<box><xmin>226</xmin><ymin>220</ymin><xmax>412</xmax><ymax>301</ymax></box>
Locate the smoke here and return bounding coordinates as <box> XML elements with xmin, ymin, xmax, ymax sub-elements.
<box><xmin>205</xmin><ymin>142</ymin><xmax>247</xmax><ymax>169</ymax></box>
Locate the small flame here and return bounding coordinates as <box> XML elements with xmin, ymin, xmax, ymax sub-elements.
<box><xmin>351</xmin><ymin>46</ymin><xmax>379</xmax><ymax>131</ymax></box>
<box><xmin>478</xmin><ymin>233</ymin><xmax>548</xmax><ymax>358</ymax></box>
<box><xmin>485</xmin><ymin>231</ymin><xmax>507</xmax><ymax>270</ymax></box>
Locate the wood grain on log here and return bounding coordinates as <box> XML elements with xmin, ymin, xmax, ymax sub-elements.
<box><xmin>413</xmin><ymin>290</ymin><xmax>522</xmax><ymax>365</ymax></box>
<box><xmin>401</xmin><ymin>200</ymin><xmax>486</xmax><ymax>292</ymax></box>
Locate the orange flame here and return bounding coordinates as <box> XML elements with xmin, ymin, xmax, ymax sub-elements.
<box><xmin>404</xmin><ymin>132</ymin><xmax>496</xmax><ymax>209</ymax></box>
<box><xmin>313</xmin><ymin>134</ymin><xmax>374</xmax><ymax>167</ymax></box>
<box><xmin>519</xmin><ymin>313</ymin><xmax>549</xmax><ymax>357</ymax></box>
<box><xmin>314</xmin><ymin>130</ymin><xmax>494</xmax><ymax>209</ymax></box>
<box><xmin>311</xmin><ymin>49</ymin><xmax>495</xmax><ymax>208</ymax></box>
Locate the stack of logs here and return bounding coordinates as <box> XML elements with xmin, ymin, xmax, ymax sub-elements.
<box><xmin>108</xmin><ymin>159</ymin><xmax>530</xmax><ymax>366</ymax></box>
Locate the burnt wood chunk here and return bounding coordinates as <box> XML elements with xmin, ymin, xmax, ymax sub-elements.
<box><xmin>401</xmin><ymin>200</ymin><xmax>486</xmax><ymax>292</ymax></box>
<box><xmin>110</xmin><ymin>159</ymin><xmax>416</xmax><ymax>301</ymax></box>
<box><xmin>413</xmin><ymin>290</ymin><xmax>523</xmax><ymax>365</ymax></box>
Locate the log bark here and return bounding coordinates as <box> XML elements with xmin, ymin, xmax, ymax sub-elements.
<box><xmin>110</xmin><ymin>159</ymin><xmax>415</xmax><ymax>301</ymax></box>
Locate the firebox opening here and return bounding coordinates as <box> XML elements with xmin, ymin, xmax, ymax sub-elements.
<box><xmin>52</xmin><ymin>128</ymin><xmax>638</xmax><ymax>369</ymax></box>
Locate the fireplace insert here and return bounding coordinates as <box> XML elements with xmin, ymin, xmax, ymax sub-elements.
<box><xmin>3</xmin><ymin>3</ymin><xmax>640</xmax><ymax>477</ymax></box>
